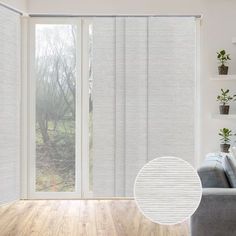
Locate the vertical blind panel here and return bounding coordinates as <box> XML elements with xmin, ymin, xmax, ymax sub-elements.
<box><xmin>148</xmin><ymin>17</ymin><xmax>196</xmax><ymax>165</ymax></box>
<box><xmin>115</xmin><ymin>18</ymin><xmax>126</xmax><ymax>196</ymax></box>
<box><xmin>0</xmin><ymin>6</ymin><xmax>21</xmax><ymax>204</ymax></box>
<box><xmin>124</xmin><ymin>18</ymin><xmax>148</xmax><ymax>196</ymax></box>
<box><xmin>93</xmin><ymin>18</ymin><xmax>115</xmax><ymax>196</ymax></box>
<box><xmin>92</xmin><ymin>17</ymin><xmax>196</xmax><ymax>197</ymax></box>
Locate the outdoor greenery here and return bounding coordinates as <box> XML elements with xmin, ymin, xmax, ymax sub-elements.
<box><xmin>217</xmin><ymin>89</ymin><xmax>236</xmax><ymax>105</ymax></box>
<box><xmin>35</xmin><ymin>24</ymin><xmax>94</xmax><ymax>193</ymax></box>
<box><xmin>36</xmin><ymin>25</ymin><xmax>76</xmax><ymax>192</ymax></box>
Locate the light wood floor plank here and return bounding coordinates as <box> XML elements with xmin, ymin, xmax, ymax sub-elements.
<box><xmin>0</xmin><ymin>200</ymin><xmax>189</xmax><ymax>236</ymax></box>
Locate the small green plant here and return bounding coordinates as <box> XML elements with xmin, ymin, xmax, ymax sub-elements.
<box><xmin>217</xmin><ymin>89</ymin><xmax>236</xmax><ymax>105</ymax></box>
<box><xmin>219</xmin><ymin>128</ymin><xmax>233</xmax><ymax>144</ymax></box>
<box><xmin>217</xmin><ymin>50</ymin><xmax>231</xmax><ymax>66</ymax></box>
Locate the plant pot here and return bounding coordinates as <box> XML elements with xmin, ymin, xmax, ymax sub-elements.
<box><xmin>219</xmin><ymin>105</ymin><xmax>230</xmax><ymax>114</ymax></box>
<box><xmin>218</xmin><ymin>65</ymin><xmax>229</xmax><ymax>75</ymax></box>
<box><xmin>220</xmin><ymin>144</ymin><xmax>230</xmax><ymax>153</ymax></box>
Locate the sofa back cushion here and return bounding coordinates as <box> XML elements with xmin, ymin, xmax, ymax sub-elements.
<box><xmin>223</xmin><ymin>155</ymin><xmax>236</xmax><ymax>188</ymax></box>
<box><xmin>198</xmin><ymin>154</ymin><xmax>230</xmax><ymax>188</ymax></box>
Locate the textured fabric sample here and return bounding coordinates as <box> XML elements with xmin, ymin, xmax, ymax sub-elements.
<box><xmin>0</xmin><ymin>6</ymin><xmax>21</xmax><ymax>204</ymax></box>
<box><xmin>92</xmin><ymin>17</ymin><xmax>196</xmax><ymax>197</ymax></box>
<box><xmin>134</xmin><ymin>157</ymin><xmax>202</xmax><ymax>225</ymax></box>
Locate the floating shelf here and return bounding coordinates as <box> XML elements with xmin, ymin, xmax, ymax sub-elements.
<box><xmin>210</xmin><ymin>75</ymin><xmax>236</xmax><ymax>81</ymax></box>
<box><xmin>212</xmin><ymin>114</ymin><xmax>236</xmax><ymax>119</ymax></box>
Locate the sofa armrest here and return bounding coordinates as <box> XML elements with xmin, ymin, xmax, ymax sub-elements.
<box><xmin>191</xmin><ymin>188</ymin><xmax>236</xmax><ymax>236</ymax></box>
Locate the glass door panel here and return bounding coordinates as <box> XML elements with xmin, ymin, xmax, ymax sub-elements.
<box><xmin>35</xmin><ymin>24</ymin><xmax>77</xmax><ymax>192</ymax></box>
<box><xmin>30</xmin><ymin>20</ymin><xmax>82</xmax><ymax>198</ymax></box>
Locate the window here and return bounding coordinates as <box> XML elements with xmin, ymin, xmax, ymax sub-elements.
<box><xmin>29</xmin><ymin>19</ymin><xmax>82</xmax><ymax>198</ymax></box>
<box><xmin>35</xmin><ymin>24</ymin><xmax>77</xmax><ymax>192</ymax></box>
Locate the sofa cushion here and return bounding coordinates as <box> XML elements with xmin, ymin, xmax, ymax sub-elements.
<box><xmin>223</xmin><ymin>155</ymin><xmax>236</xmax><ymax>188</ymax></box>
<box><xmin>230</xmin><ymin>147</ymin><xmax>236</xmax><ymax>159</ymax></box>
<box><xmin>198</xmin><ymin>153</ymin><xmax>230</xmax><ymax>188</ymax></box>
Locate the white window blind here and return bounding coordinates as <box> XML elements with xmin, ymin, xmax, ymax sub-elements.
<box><xmin>92</xmin><ymin>17</ymin><xmax>197</xmax><ymax>197</ymax></box>
<box><xmin>0</xmin><ymin>6</ymin><xmax>21</xmax><ymax>204</ymax></box>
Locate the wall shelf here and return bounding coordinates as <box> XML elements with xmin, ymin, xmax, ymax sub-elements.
<box><xmin>212</xmin><ymin>114</ymin><xmax>236</xmax><ymax>119</ymax></box>
<box><xmin>210</xmin><ymin>75</ymin><xmax>236</xmax><ymax>81</ymax></box>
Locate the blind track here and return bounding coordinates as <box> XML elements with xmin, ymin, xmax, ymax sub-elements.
<box><xmin>29</xmin><ymin>14</ymin><xmax>202</xmax><ymax>18</ymax></box>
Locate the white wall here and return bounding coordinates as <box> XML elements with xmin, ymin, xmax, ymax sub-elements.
<box><xmin>1</xmin><ymin>0</ymin><xmax>27</xmax><ymax>11</ymax></box>
<box><xmin>200</xmin><ymin>0</ymin><xmax>236</xmax><ymax>163</ymax></box>
<box><xmin>27</xmin><ymin>0</ymin><xmax>236</xmax><ymax>164</ymax></box>
<box><xmin>28</xmin><ymin>0</ymin><xmax>203</xmax><ymax>15</ymax></box>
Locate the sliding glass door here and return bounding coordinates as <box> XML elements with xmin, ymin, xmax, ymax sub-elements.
<box><xmin>29</xmin><ymin>19</ymin><xmax>82</xmax><ymax>198</ymax></box>
<box><xmin>28</xmin><ymin>17</ymin><xmax>199</xmax><ymax>199</ymax></box>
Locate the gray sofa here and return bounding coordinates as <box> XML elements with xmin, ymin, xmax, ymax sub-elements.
<box><xmin>191</xmin><ymin>155</ymin><xmax>236</xmax><ymax>236</ymax></box>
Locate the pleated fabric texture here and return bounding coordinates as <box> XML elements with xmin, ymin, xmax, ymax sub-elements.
<box><xmin>134</xmin><ymin>157</ymin><xmax>202</xmax><ymax>225</ymax></box>
<box><xmin>0</xmin><ymin>6</ymin><xmax>21</xmax><ymax>204</ymax></box>
<box><xmin>92</xmin><ymin>17</ymin><xmax>196</xmax><ymax>197</ymax></box>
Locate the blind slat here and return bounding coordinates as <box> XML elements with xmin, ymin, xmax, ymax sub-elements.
<box><xmin>0</xmin><ymin>6</ymin><xmax>21</xmax><ymax>204</ymax></box>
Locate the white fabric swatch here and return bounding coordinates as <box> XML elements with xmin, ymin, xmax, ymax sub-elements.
<box><xmin>134</xmin><ymin>157</ymin><xmax>202</xmax><ymax>225</ymax></box>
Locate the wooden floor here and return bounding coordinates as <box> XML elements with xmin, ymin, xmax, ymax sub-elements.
<box><xmin>0</xmin><ymin>200</ymin><xmax>189</xmax><ymax>236</ymax></box>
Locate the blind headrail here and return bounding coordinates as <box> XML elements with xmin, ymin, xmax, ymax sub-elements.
<box><xmin>29</xmin><ymin>14</ymin><xmax>202</xmax><ymax>18</ymax></box>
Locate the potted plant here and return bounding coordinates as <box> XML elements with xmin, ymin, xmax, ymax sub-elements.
<box><xmin>219</xmin><ymin>128</ymin><xmax>233</xmax><ymax>153</ymax></box>
<box><xmin>217</xmin><ymin>50</ymin><xmax>231</xmax><ymax>75</ymax></box>
<box><xmin>217</xmin><ymin>89</ymin><xmax>236</xmax><ymax>114</ymax></box>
